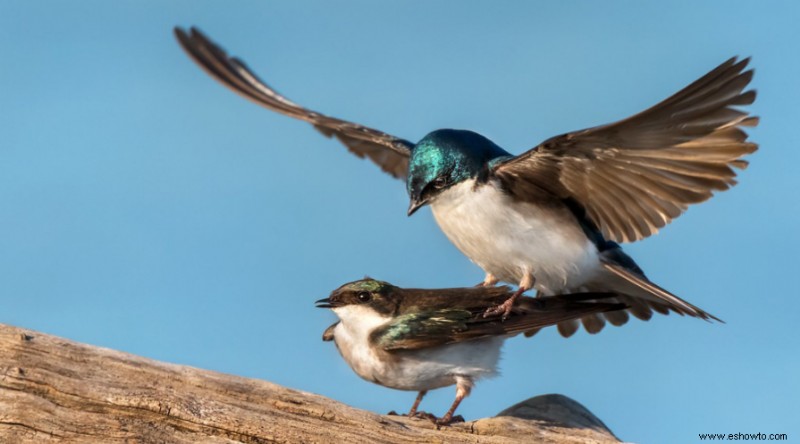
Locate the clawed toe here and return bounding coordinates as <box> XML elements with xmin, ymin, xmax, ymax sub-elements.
<box><xmin>433</xmin><ymin>413</ymin><xmax>465</xmax><ymax>426</ymax></box>
<box><xmin>482</xmin><ymin>305</ymin><xmax>502</xmax><ymax>318</ymax></box>
<box><xmin>389</xmin><ymin>410</ymin><xmax>438</xmax><ymax>421</ymax></box>
<box><xmin>482</xmin><ymin>299</ymin><xmax>514</xmax><ymax>320</ymax></box>
<box><xmin>483</xmin><ymin>285</ymin><xmax>529</xmax><ymax>320</ymax></box>
<box><xmin>413</xmin><ymin>411</ymin><xmax>438</xmax><ymax>421</ymax></box>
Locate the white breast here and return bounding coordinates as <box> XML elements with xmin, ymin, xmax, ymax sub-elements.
<box><xmin>430</xmin><ymin>179</ymin><xmax>601</xmax><ymax>293</ymax></box>
<box><xmin>331</xmin><ymin>305</ymin><xmax>503</xmax><ymax>391</ymax></box>
<box><xmin>331</xmin><ymin>305</ymin><xmax>393</xmax><ymax>385</ymax></box>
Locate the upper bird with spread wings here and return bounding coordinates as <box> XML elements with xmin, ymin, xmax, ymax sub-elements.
<box><xmin>175</xmin><ymin>27</ymin><xmax>757</xmax><ymax>334</ymax></box>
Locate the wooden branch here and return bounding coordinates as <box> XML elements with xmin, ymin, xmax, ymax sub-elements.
<box><xmin>0</xmin><ymin>324</ymin><xmax>620</xmax><ymax>443</ymax></box>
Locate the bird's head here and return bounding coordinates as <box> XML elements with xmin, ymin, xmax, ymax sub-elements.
<box><xmin>316</xmin><ymin>278</ymin><xmax>400</xmax><ymax>323</ymax></box>
<box><xmin>406</xmin><ymin>129</ymin><xmax>509</xmax><ymax>216</ymax></box>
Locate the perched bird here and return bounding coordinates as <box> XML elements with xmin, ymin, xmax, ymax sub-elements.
<box><xmin>316</xmin><ymin>278</ymin><xmax>626</xmax><ymax>425</ymax></box>
<box><xmin>176</xmin><ymin>27</ymin><xmax>757</xmax><ymax>332</ymax></box>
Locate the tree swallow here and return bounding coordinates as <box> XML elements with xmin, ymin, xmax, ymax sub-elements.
<box><xmin>316</xmin><ymin>278</ymin><xmax>626</xmax><ymax>425</ymax></box>
<box><xmin>176</xmin><ymin>27</ymin><xmax>756</xmax><ymax>330</ymax></box>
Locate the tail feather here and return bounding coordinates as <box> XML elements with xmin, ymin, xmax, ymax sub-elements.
<box><xmin>557</xmin><ymin>319</ymin><xmax>580</xmax><ymax>337</ymax></box>
<box><xmin>546</xmin><ymin>255</ymin><xmax>720</xmax><ymax>337</ymax></box>
<box><xmin>523</xmin><ymin>327</ymin><xmax>541</xmax><ymax>338</ymax></box>
<box><xmin>601</xmin><ymin>260</ymin><xmax>722</xmax><ymax>322</ymax></box>
<box><xmin>582</xmin><ymin>313</ymin><xmax>606</xmax><ymax>334</ymax></box>
<box><xmin>650</xmin><ymin>301</ymin><xmax>672</xmax><ymax>316</ymax></box>
<box><xmin>623</xmin><ymin>295</ymin><xmax>655</xmax><ymax>321</ymax></box>
<box><xmin>552</xmin><ymin>294</ymin><xmax>650</xmax><ymax>337</ymax></box>
<box><xmin>603</xmin><ymin>308</ymin><xmax>629</xmax><ymax>326</ymax></box>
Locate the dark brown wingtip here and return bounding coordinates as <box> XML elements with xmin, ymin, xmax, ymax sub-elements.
<box><xmin>173</xmin><ymin>26</ymin><xmax>203</xmax><ymax>50</ymax></box>
<box><xmin>731</xmin><ymin>55</ymin><xmax>750</xmax><ymax>70</ymax></box>
<box><xmin>173</xmin><ymin>26</ymin><xmax>206</xmax><ymax>65</ymax></box>
<box><xmin>188</xmin><ymin>26</ymin><xmax>215</xmax><ymax>48</ymax></box>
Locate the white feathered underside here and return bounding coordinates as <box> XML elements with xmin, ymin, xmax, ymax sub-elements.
<box><xmin>430</xmin><ymin>179</ymin><xmax>602</xmax><ymax>294</ymax></box>
<box><xmin>331</xmin><ymin>305</ymin><xmax>502</xmax><ymax>391</ymax></box>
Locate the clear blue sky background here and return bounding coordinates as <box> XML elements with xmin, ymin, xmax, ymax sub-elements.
<box><xmin>2</xmin><ymin>2</ymin><xmax>798</xmax><ymax>443</ymax></box>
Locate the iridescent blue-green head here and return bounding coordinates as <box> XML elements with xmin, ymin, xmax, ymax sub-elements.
<box><xmin>406</xmin><ymin>129</ymin><xmax>510</xmax><ymax>216</ymax></box>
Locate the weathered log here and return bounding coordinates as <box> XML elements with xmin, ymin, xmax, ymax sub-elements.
<box><xmin>0</xmin><ymin>324</ymin><xmax>620</xmax><ymax>443</ymax></box>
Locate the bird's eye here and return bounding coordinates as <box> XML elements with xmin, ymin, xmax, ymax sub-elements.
<box><xmin>432</xmin><ymin>176</ymin><xmax>448</xmax><ymax>189</ymax></box>
<box><xmin>356</xmin><ymin>291</ymin><xmax>372</xmax><ymax>303</ymax></box>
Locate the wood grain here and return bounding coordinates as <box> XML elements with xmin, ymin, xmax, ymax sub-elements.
<box><xmin>0</xmin><ymin>324</ymin><xmax>620</xmax><ymax>443</ymax></box>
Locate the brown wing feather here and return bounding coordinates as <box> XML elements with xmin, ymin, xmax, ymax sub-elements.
<box><xmin>379</xmin><ymin>292</ymin><xmax>626</xmax><ymax>351</ymax></box>
<box><xmin>494</xmin><ymin>57</ymin><xmax>758</xmax><ymax>242</ymax></box>
<box><xmin>478</xmin><ymin>294</ymin><xmax>627</xmax><ymax>339</ymax></box>
<box><xmin>174</xmin><ymin>27</ymin><xmax>412</xmax><ymax>179</ymax></box>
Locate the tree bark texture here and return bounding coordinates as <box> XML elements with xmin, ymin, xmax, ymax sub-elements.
<box><xmin>0</xmin><ymin>324</ymin><xmax>621</xmax><ymax>443</ymax></box>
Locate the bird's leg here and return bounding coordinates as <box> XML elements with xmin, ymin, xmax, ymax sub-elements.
<box><xmin>388</xmin><ymin>391</ymin><xmax>433</xmax><ymax>419</ymax></box>
<box><xmin>408</xmin><ymin>390</ymin><xmax>427</xmax><ymax>417</ymax></box>
<box><xmin>482</xmin><ymin>273</ymin><xmax>534</xmax><ymax>320</ymax></box>
<box><xmin>475</xmin><ymin>273</ymin><xmax>498</xmax><ymax>287</ymax></box>
<box><xmin>434</xmin><ymin>377</ymin><xmax>471</xmax><ymax>426</ymax></box>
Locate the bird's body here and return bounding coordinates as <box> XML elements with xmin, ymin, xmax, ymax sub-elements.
<box><xmin>330</xmin><ymin>304</ymin><xmax>502</xmax><ymax>391</ymax></box>
<box><xmin>430</xmin><ymin>177</ymin><xmax>601</xmax><ymax>292</ymax></box>
<box><xmin>176</xmin><ymin>27</ymin><xmax>758</xmax><ymax>332</ymax></box>
<box><xmin>317</xmin><ymin>279</ymin><xmax>625</xmax><ymax>424</ymax></box>
<box><xmin>410</xmin><ymin>129</ymin><xmax>700</xmax><ymax>332</ymax></box>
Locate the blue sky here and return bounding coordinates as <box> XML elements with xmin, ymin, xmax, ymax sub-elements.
<box><xmin>2</xmin><ymin>2</ymin><xmax>798</xmax><ymax>443</ymax></box>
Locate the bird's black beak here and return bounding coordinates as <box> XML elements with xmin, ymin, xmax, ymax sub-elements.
<box><xmin>315</xmin><ymin>297</ymin><xmax>333</xmax><ymax>309</ymax></box>
<box><xmin>316</xmin><ymin>294</ymin><xmax>345</xmax><ymax>308</ymax></box>
<box><xmin>407</xmin><ymin>196</ymin><xmax>428</xmax><ymax>216</ymax></box>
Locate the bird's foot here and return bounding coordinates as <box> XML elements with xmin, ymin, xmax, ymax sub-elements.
<box><xmin>483</xmin><ymin>281</ymin><xmax>530</xmax><ymax>320</ymax></box>
<box><xmin>433</xmin><ymin>413</ymin><xmax>465</xmax><ymax>427</ymax></box>
<box><xmin>414</xmin><ymin>411</ymin><xmax>438</xmax><ymax>422</ymax></box>
<box><xmin>482</xmin><ymin>297</ymin><xmax>516</xmax><ymax>320</ymax></box>
<box><xmin>387</xmin><ymin>410</ymin><xmax>438</xmax><ymax>422</ymax></box>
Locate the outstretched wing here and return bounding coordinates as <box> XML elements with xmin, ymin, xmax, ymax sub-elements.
<box><xmin>372</xmin><ymin>292</ymin><xmax>625</xmax><ymax>351</ymax></box>
<box><xmin>493</xmin><ymin>57</ymin><xmax>758</xmax><ymax>243</ymax></box>
<box><xmin>174</xmin><ymin>27</ymin><xmax>413</xmax><ymax>179</ymax></box>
